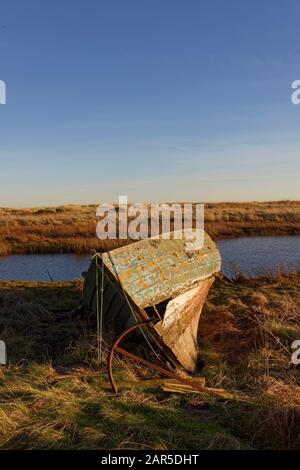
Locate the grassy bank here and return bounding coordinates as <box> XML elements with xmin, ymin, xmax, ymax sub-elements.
<box><xmin>0</xmin><ymin>201</ymin><xmax>299</xmax><ymax>256</ymax></box>
<box><xmin>0</xmin><ymin>272</ymin><xmax>299</xmax><ymax>449</ymax></box>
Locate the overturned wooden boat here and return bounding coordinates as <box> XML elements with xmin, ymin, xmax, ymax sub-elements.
<box><xmin>83</xmin><ymin>230</ymin><xmax>221</xmax><ymax>373</ymax></box>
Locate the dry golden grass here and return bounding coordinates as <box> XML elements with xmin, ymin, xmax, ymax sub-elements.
<box><xmin>0</xmin><ymin>201</ymin><xmax>299</xmax><ymax>256</ymax></box>
<box><xmin>0</xmin><ymin>272</ymin><xmax>299</xmax><ymax>449</ymax></box>
<box><xmin>199</xmin><ymin>271</ymin><xmax>300</xmax><ymax>449</ymax></box>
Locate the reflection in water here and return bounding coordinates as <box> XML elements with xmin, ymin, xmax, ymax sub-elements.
<box><xmin>0</xmin><ymin>236</ymin><xmax>299</xmax><ymax>281</ymax></box>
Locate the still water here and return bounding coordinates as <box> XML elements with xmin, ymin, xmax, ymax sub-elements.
<box><xmin>218</xmin><ymin>235</ymin><xmax>300</xmax><ymax>278</ymax></box>
<box><xmin>0</xmin><ymin>236</ymin><xmax>299</xmax><ymax>281</ymax></box>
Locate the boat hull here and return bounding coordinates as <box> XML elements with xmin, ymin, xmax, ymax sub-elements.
<box><xmin>154</xmin><ymin>277</ymin><xmax>214</xmax><ymax>372</ymax></box>
<box><xmin>83</xmin><ymin>230</ymin><xmax>221</xmax><ymax>373</ymax></box>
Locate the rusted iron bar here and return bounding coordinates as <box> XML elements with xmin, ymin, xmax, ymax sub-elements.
<box><xmin>108</xmin><ymin>319</ymin><xmax>158</xmax><ymax>394</ymax></box>
<box><xmin>108</xmin><ymin>318</ymin><xmax>205</xmax><ymax>394</ymax></box>
<box><xmin>115</xmin><ymin>347</ymin><xmax>205</xmax><ymax>392</ymax></box>
<box><xmin>115</xmin><ymin>346</ymin><xmax>177</xmax><ymax>379</ymax></box>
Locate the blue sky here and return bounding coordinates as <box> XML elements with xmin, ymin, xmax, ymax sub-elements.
<box><xmin>0</xmin><ymin>0</ymin><xmax>300</xmax><ymax>206</ymax></box>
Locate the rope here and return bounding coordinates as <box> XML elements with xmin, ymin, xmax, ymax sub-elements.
<box><xmin>91</xmin><ymin>249</ymin><xmax>165</xmax><ymax>365</ymax></box>
<box><xmin>106</xmin><ymin>250</ymin><xmax>162</xmax><ymax>362</ymax></box>
<box><xmin>100</xmin><ymin>254</ymin><xmax>104</xmax><ymax>364</ymax></box>
<box><xmin>94</xmin><ymin>253</ymin><xmax>104</xmax><ymax>366</ymax></box>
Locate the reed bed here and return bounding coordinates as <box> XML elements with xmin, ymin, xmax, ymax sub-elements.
<box><xmin>0</xmin><ymin>201</ymin><xmax>299</xmax><ymax>256</ymax></box>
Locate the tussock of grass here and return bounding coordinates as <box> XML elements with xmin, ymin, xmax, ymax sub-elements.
<box><xmin>0</xmin><ymin>272</ymin><xmax>299</xmax><ymax>449</ymax></box>
<box><xmin>198</xmin><ymin>271</ymin><xmax>300</xmax><ymax>449</ymax></box>
<box><xmin>0</xmin><ymin>364</ymin><xmax>242</xmax><ymax>450</ymax></box>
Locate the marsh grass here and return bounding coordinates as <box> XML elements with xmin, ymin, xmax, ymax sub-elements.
<box><xmin>0</xmin><ymin>272</ymin><xmax>299</xmax><ymax>449</ymax></box>
<box><xmin>0</xmin><ymin>201</ymin><xmax>299</xmax><ymax>255</ymax></box>
<box><xmin>199</xmin><ymin>272</ymin><xmax>300</xmax><ymax>449</ymax></box>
